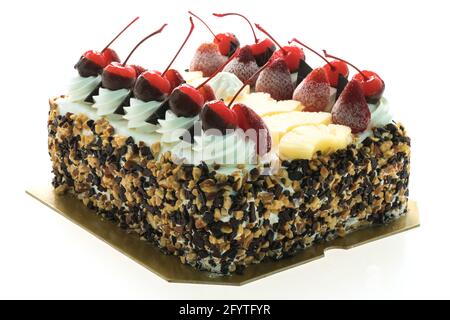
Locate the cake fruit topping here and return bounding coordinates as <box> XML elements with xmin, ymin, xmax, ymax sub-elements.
<box><xmin>279</xmin><ymin>124</ymin><xmax>352</xmax><ymax>160</ymax></box>
<box><xmin>255</xmin><ymin>58</ymin><xmax>294</xmax><ymax>100</ymax></box>
<box><xmin>75</xmin><ymin>17</ymin><xmax>139</xmax><ymax>77</ymax></box>
<box><xmin>102</xmin><ymin>23</ymin><xmax>168</xmax><ymax>91</ymax></box>
<box><xmin>167</xmin><ymin>51</ymin><xmax>237</xmax><ymax>119</ymax></box>
<box><xmin>200</xmin><ymin>60</ymin><xmax>272</xmax><ymax>154</ymax></box>
<box><xmin>324</xmin><ymin>50</ymin><xmax>385</xmax><ymax>103</ymax></box>
<box><xmin>200</xmin><ymin>100</ymin><xmax>239</xmax><ymax>134</ymax></box>
<box><xmin>134</xmin><ymin>17</ymin><xmax>195</xmax><ymax>101</ymax></box>
<box><xmin>189</xmin><ymin>11</ymin><xmax>239</xmax><ymax>57</ymax></box>
<box><xmin>289</xmin><ymin>38</ymin><xmax>349</xmax><ymax>88</ymax></box>
<box><xmin>293</xmin><ymin>67</ymin><xmax>331</xmax><ymax>112</ymax></box>
<box><xmin>232</xmin><ymin>103</ymin><xmax>272</xmax><ymax>155</ymax></box>
<box><xmin>213</xmin><ymin>12</ymin><xmax>275</xmax><ymax>67</ymax></box>
<box><xmin>255</xmin><ymin>24</ymin><xmax>304</xmax><ymax>73</ymax></box>
<box><xmin>223</xmin><ymin>45</ymin><xmax>259</xmax><ymax>86</ymax></box>
<box><xmin>331</xmin><ymin>79</ymin><xmax>371</xmax><ymax>133</ymax></box>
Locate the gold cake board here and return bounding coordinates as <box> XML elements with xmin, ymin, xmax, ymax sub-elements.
<box><xmin>26</xmin><ymin>185</ymin><xmax>420</xmax><ymax>286</ymax></box>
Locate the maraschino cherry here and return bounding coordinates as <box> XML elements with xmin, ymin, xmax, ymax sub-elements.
<box><xmin>254</xmin><ymin>23</ymin><xmax>304</xmax><ymax>73</ymax></box>
<box><xmin>147</xmin><ymin>51</ymin><xmax>238</xmax><ymax>125</ymax></box>
<box><xmin>102</xmin><ymin>24</ymin><xmax>168</xmax><ymax>91</ymax></box>
<box><xmin>75</xmin><ymin>17</ymin><xmax>139</xmax><ymax>77</ymax></box>
<box><xmin>200</xmin><ymin>59</ymin><xmax>272</xmax><ymax>155</ymax></box>
<box><xmin>213</xmin><ymin>12</ymin><xmax>276</xmax><ymax>67</ymax></box>
<box><xmin>188</xmin><ymin>11</ymin><xmax>239</xmax><ymax>57</ymax></box>
<box><xmin>323</xmin><ymin>51</ymin><xmax>385</xmax><ymax>103</ymax></box>
<box><xmin>170</xmin><ymin>51</ymin><xmax>238</xmax><ymax>118</ymax></box>
<box><xmin>134</xmin><ymin>17</ymin><xmax>195</xmax><ymax>102</ymax></box>
<box><xmin>288</xmin><ymin>38</ymin><xmax>349</xmax><ymax>88</ymax></box>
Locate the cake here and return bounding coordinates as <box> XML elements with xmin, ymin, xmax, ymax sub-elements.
<box><xmin>48</xmin><ymin>13</ymin><xmax>411</xmax><ymax>274</ymax></box>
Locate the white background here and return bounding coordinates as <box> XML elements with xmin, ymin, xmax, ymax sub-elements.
<box><xmin>0</xmin><ymin>0</ymin><xmax>449</xmax><ymax>299</ymax></box>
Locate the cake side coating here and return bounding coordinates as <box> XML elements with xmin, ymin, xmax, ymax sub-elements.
<box><xmin>48</xmin><ymin>99</ymin><xmax>410</xmax><ymax>274</ymax></box>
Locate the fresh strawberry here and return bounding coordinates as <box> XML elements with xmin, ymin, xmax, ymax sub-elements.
<box><xmin>200</xmin><ymin>100</ymin><xmax>238</xmax><ymax>134</ymax></box>
<box><xmin>232</xmin><ymin>103</ymin><xmax>272</xmax><ymax>155</ymax></box>
<box><xmin>190</xmin><ymin>43</ymin><xmax>227</xmax><ymax>77</ymax></box>
<box><xmin>331</xmin><ymin>79</ymin><xmax>371</xmax><ymax>133</ymax></box>
<box><xmin>293</xmin><ymin>68</ymin><xmax>330</xmax><ymax>112</ymax></box>
<box><xmin>255</xmin><ymin>58</ymin><xmax>293</xmax><ymax>100</ymax></box>
<box><xmin>223</xmin><ymin>45</ymin><xmax>259</xmax><ymax>86</ymax></box>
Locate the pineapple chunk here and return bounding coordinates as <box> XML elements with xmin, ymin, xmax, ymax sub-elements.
<box><xmin>232</xmin><ymin>92</ymin><xmax>302</xmax><ymax>117</ymax></box>
<box><xmin>279</xmin><ymin>124</ymin><xmax>353</xmax><ymax>160</ymax></box>
<box><xmin>263</xmin><ymin>111</ymin><xmax>332</xmax><ymax>146</ymax></box>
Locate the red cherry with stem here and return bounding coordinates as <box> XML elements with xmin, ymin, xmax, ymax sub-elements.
<box><xmin>83</xmin><ymin>50</ymin><xmax>107</xmax><ymax>68</ymax></box>
<box><xmin>213</xmin><ymin>12</ymin><xmax>276</xmax><ymax>66</ymax></box>
<box><xmin>102</xmin><ymin>23</ymin><xmax>167</xmax><ymax>91</ymax></box>
<box><xmin>288</xmin><ymin>38</ymin><xmax>349</xmax><ymax>87</ymax></box>
<box><xmin>198</xmin><ymin>84</ymin><xmax>216</xmax><ymax>102</ymax></box>
<box><xmin>130</xmin><ymin>65</ymin><xmax>147</xmax><ymax>76</ymax></box>
<box><xmin>100</xmin><ymin>16</ymin><xmax>140</xmax><ymax>62</ymax></box>
<box><xmin>144</xmin><ymin>71</ymin><xmax>171</xmax><ymax>94</ymax></box>
<box><xmin>201</xmin><ymin>60</ymin><xmax>273</xmax><ymax>150</ymax></box>
<box><xmin>169</xmin><ymin>50</ymin><xmax>238</xmax><ymax>117</ymax></box>
<box><xmin>200</xmin><ymin>100</ymin><xmax>238</xmax><ymax>134</ymax></box>
<box><xmin>270</xmin><ymin>46</ymin><xmax>305</xmax><ymax>73</ymax></box>
<box><xmin>254</xmin><ymin>24</ymin><xmax>304</xmax><ymax>73</ymax></box>
<box><xmin>161</xmin><ymin>17</ymin><xmax>194</xmax><ymax>78</ymax></box>
<box><xmin>102</xmin><ymin>48</ymin><xmax>120</xmax><ymax>65</ymax></box>
<box><xmin>102</xmin><ymin>62</ymin><xmax>136</xmax><ymax>90</ymax></box>
<box><xmin>213</xmin><ymin>13</ymin><xmax>259</xmax><ymax>44</ymax></box>
<box><xmin>323</xmin><ymin>50</ymin><xmax>385</xmax><ymax>102</ymax></box>
<box><xmin>164</xmin><ymin>69</ymin><xmax>185</xmax><ymax>90</ymax></box>
<box><xmin>75</xmin><ymin>17</ymin><xmax>140</xmax><ymax>77</ymax></box>
<box><xmin>189</xmin><ymin>11</ymin><xmax>239</xmax><ymax>57</ymax></box>
<box><xmin>100</xmin><ymin>17</ymin><xmax>139</xmax><ymax>53</ymax></box>
<box><xmin>134</xmin><ymin>17</ymin><xmax>195</xmax><ymax>101</ymax></box>
<box><xmin>178</xmin><ymin>84</ymin><xmax>205</xmax><ymax>107</ymax></box>
<box><xmin>160</xmin><ymin>17</ymin><xmax>195</xmax><ymax>90</ymax></box>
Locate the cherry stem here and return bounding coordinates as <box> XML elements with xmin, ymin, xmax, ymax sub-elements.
<box><xmin>122</xmin><ymin>23</ymin><xmax>168</xmax><ymax>66</ymax></box>
<box><xmin>254</xmin><ymin>23</ymin><xmax>287</xmax><ymax>55</ymax></box>
<box><xmin>228</xmin><ymin>59</ymin><xmax>271</xmax><ymax>107</ymax></box>
<box><xmin>289</xmin><ymin>38</ymin><xmax>335</xmax><ymax>71</ymax></box>
<box><xmin>213</xmin><ymin>12</ymin><xmax>258</xmax><ymax>43</ymax></box>
<box><xmin>188</xmin><ymin>11</ymin><xmax>219</xmax><ymax>41</ymax></box>
<box><xmin>196</xmin><ymin>50</ymin><xmax>239</xmax><ymax>89</ymax></box>
<box><xmin>101</xmin><ymin>16</ymin><xmax>140</xmax><ymax>53</ymax></box>
<box><xmin>162</xmin><ymin>17</ymin><xmax>194</xmax><ymax>77</ymax></box>
<box><xmin>323</xmin><ymin>50</ymin><xmax>369</xmax><ymax>81</ymax></box>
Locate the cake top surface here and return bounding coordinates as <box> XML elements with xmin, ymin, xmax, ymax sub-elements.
<box><xmin>59</xmin><ymin>12</ymin><xmax>393</xmax><ymax>166</ymax></box>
